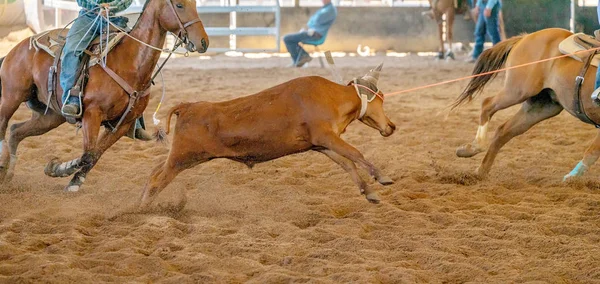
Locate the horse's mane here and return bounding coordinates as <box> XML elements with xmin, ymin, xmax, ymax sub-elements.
<box><xmin>129</xmin><ymin>0</ymin><xmax>153</xmax><ymax>32</ymax></box>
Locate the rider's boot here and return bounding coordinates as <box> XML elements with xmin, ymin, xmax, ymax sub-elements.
<box><xmin>126</xmin><ymin>117</ymin><xmax>154</xmax><ymax>141</ymax></box>
<box><xmin>61</xmin><ymin>89</ymin><xmax>82</xmax><ymax>117</ymax></box>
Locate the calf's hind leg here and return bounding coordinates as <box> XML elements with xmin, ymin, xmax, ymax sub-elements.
<box><xmin>138</xmin><ymin>149</ymin><xmax>208</xmax><ymax>212</ymax></box>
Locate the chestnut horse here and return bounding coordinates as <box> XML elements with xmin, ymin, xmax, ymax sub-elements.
<box><xmin>451</xmin><ymin>28</ymin><xmax>600</xmax><ymax>180</ymax></box>
<box><xmin>0</xmin><ymin>0</ymin><xmax>209</xmax><ymax>191</ymax></box>
<box><xmin>136</xmin><ymin>65</ymin><xmax>396</xmax><ymax>211</ymax></box>
<box><xmin>426</xmin><ymin>0</ymin><xmax>460</xmax><ymax>60</ymax></box>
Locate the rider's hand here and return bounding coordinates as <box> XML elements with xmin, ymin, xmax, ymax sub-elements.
<box><xmin>471</xmin><ymin>6</ymin><xmax>479</xmax><ymax>17</ymax></box>
<box><xmin>99</xmin><ymin>3</ymin><xmax>110</xmax><ymax>16</ymax></box>
<box><xmin>484</xmin><ymin>7</ymin><xmax>492</xmax><ymax>17</ymax></box>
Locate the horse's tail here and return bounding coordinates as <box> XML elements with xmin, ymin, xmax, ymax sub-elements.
<box><xmin>153</xmin><ymin>103</ymin><xmax>185</xmax><ymax>143</ymax></box>
<box><xmin>451</xmin><ymin>35</ymin><xmax>525</xmax><ymax>109</ymax></box>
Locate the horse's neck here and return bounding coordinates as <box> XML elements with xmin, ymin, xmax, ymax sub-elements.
<box><xmin>109</xmin><ymin>8</ymin><xmax>166</xmax><ymax>88</ymax></box>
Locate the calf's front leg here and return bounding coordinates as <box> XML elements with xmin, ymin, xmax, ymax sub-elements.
<box><xmin>314</xmin><ymin>133</ymin><xmax>393</xmax><ymax>186</ymax></box>
<box><xmin>315</xmin><ymin>149</ymin><xmax>380</xmax><ymax>203</ymax></box>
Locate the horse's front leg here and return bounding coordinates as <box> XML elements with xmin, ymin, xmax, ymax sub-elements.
<box><xmin>66</xmin><ymin>118</ymin><xmax>134</xmax><ymax>192</ymax></box>
<box><xmin>444</xmin><ymin>8</ymin><xmax>455</xmax><ymax>60</ymax></box>
<box><xmin>44</xmin><ymin>108</ymin><xmax>131</xmax><ymax>191</ymax></box>
<box><xmin>45</xmin><ymin>108</ymin><xmax>102</xmax><ymax>181</ymax></box>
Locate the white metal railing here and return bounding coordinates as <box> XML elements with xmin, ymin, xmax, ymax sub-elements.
<box><xmin>42</xmin><ymin>0</ymin><xmax>281</xmax><ymax>52</ymax></box>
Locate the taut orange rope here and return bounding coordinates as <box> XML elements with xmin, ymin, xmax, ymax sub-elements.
<box><xmin>385</xmin><ymin>46</ymin><xmax>600</xmax><ymax>97</ymax></box>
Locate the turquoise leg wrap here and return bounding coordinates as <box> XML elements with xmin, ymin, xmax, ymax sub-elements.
<box><xmin>564</xmin><ymin>161</ymin><xmax>588</xmax><ymax>181</ymax></box>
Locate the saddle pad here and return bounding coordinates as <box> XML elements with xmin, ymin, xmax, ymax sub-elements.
<box><xmin>30</xmin><ymin>28</ymin><xmax>126</xmax><ymax>67</ymax></box>
<box><xmin>559</xmin><ymin>33</ymin><xmax>600</xmax><ymax>67</ymax></box>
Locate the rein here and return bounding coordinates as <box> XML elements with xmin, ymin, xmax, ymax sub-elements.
<box><xmin>102</xmin><ymin>40</ymin><xmax>182</xmax><ymax>132</ymax></box>
<box><xmin>98</xmin><ymin>0</ymin><xmax>203</xmax><ymax>131</ymax></box>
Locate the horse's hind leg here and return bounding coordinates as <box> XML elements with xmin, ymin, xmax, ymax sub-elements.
<box><xmin>44</xmin><ymin>108</ymin><xmax>124</xmax><ymax>191</ymax></box>
<box><xmin>476</xmin><ymin>94</ymin><xmax>563</xmax><ymax>176</ymax></box>
<box><xmin>563</xmin><ymin>130</ymin><xmax>600</xmax><ymax>181</ymax></box>
<box><xmin>456</xmin><ymin>88</ymin><xmax>532</xmax><ymax>158</ymax></box>
<box><xmin>4</xmin><ymin>111</ymin><xmax>65</xmax><ymax>182</ymax></box>
<box><xmin>67</xmin><ymin>113</ymin><xmax>132</xmax><ymax>192</ymax></box>
<box><xmin>0</xmin><ymin>90</ymin><xmax>29</xmax><ymax>182</ymax></box>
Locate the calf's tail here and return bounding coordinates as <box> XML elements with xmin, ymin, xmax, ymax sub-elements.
<box><xmin>154</xmin><ymin>103</ymin><xmax>185</xmax><ymax>143</ymax></box>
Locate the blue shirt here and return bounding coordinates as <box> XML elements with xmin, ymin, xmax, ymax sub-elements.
<box><xmin>597</xmin><ymin>0</ymin><xmax>600</xmax><ymax>22</ymax></box>
<box><xmin>307</xmin><ymin>3</ymin><xmax>337</xmax><ymax>37</ymax></box>
<box><xmin>476</xmin><ymin>0</ymin><xmax>501</xmax><ymax>10</ymax></box>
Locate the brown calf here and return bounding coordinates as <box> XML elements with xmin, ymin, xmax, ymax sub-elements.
<box><xmin>138</xmin><ymin>64</ymin><xmax>396</xmax><ymax>211</ymax></box>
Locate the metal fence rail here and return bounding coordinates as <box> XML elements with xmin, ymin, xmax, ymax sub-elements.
<box><xmin>42</xmin><ymin>0</ymin><xmax>281</xmax><ymax>52</ymax></box>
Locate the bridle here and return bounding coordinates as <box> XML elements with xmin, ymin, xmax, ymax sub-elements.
<box><xmin>165</xmin><ymin>0</ymin><xmax>204</xmax><ymax>47</ymax></box>
<box><xmin>349</xmin><ymin>79</ymin><xmax>385</xmax><ymax>119</ymax></box>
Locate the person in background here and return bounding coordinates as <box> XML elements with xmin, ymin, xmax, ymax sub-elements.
<box><xmin>466</xmin><ymin>0</ymin><xmax>501</xmax><ymax>63</ymax></box>
<box><xmin>283</xmin><ymin>0</ymin><xmax>337</xmax><ymax>67</ymax></box>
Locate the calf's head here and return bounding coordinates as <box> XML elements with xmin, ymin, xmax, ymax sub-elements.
<box><xmin>353</xmin><ymin>63</ymin><xmax>396</xmax><ymax>137</ymax></box>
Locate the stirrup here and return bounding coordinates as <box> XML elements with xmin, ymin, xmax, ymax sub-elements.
<box><xmin>592</xmin><ymin>87</ymin><xmax>600</xmax><ymax>106</ymax></box>
<box><xmin>61</xmin><ymin>89</ymin><xmax>83</xmax><ymax>118</ymax></box>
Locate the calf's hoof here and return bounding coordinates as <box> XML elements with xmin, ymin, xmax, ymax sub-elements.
<box><xmin>377</xmin><ymin>176</ymin><xmax>394</xmax><ymax>185</ymax></box>
<box><xmin>366</xmin><ymin>192</ymin><xmax>381</xmax><ymax>204</ymax></box>
<box><xmin>456</xmin><ymin>143</ymin><xmax>484</xmax><ymax>158</ymax></box>
<box><xmin>475</xmin><ymin>166</ymin><xmax>489</xmax><ymax>178</ymax></box>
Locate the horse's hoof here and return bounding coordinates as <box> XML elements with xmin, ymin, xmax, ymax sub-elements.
<box><xmin>377</xmin><ymin>176</ymin><xmax>394</xmax><ymax>185</ymax></box>
<box><xmin>44</xmin><ymin>157</ymin><xmax>60</xmax><ymax>177</ymax></box>
<box><xmin>456</xmin><ymin>143</ymin><xmax>484</xmax><ymax>158</ymax></box>
<box><xmin>65</xmin><ymin>184</ymin><xmax>81</xmax><ymax>192</ymax></box>
<box><xmin>366</xmin><ymin>192</ymin><xmax>381</xmax><ymax>204</ymax></box>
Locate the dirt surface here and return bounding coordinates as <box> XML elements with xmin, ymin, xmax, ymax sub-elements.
<box><xmin>1</xmin><ymin>37</ymin><xmax>600</xmax><ymax>283</ymax></box>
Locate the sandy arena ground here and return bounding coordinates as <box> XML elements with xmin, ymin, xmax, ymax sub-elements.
<box><xmin>1</xmin><ymin>32</ymin><xmax>600</xmax><ymax>283</ymax></box>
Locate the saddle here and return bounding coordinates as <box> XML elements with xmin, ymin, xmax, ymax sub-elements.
<box><xmin>558</xmin><ymin>31</ymin><xmax>600</xmax><ymax>127</ymax></box>
<box><xmin>30</xmin><ymin>27</ymin><xmax>125</xmax><ymax>63</ymax></box>
<box><xmin>29</xmin><ymin>28</ymin><xmax>126</xmax><ymax>122</ymax></box>
<box><xmin>558</xmin><ymin>32</ymin><xmax>600</xmax><ymax>67</ymax></box>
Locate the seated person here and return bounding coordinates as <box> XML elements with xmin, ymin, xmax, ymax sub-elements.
<box><xmin>283</xmin><ymin>0</ymin><xmax>337</xmax><ymax>67</ymax></box>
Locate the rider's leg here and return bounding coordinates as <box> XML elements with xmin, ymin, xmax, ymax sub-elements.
<box><xmin>60</xmin><ymin>10</ymin><xmax>101</xmax><ymax>116</ymax></box>
<box><xmin>593</xmin><ymin>67</ymin><xmax>600</xmax><ymax>104</ymax></box>
<box><xmin>592</xmin><ymin>6</ymin><xmax>600</xmax><ymax>103</ymax></box>
<box><xmin>125</xmin><ymin>115</ymin><xmax>153</xmax><ymax>141</ymax></box>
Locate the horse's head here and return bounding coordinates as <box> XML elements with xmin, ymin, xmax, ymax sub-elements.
<box><xmin>354</xmin><ymin>63</ymin><xmax>396</xmax><ymax>137</ymax></box>
<box><xmin>158</xmin><ymin>0</ymin><xmax>209</xmax><ymax>53</ymax></box>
